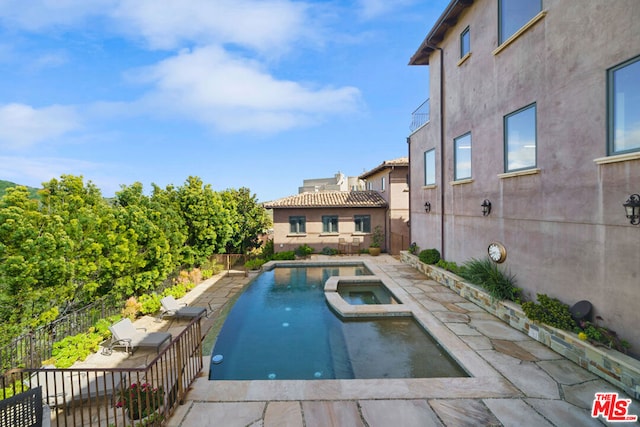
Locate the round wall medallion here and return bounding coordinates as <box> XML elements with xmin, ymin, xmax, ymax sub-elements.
<box><xmin>488</xmin><ymin>242</ymin><xmax>507</xmax><ymax>263</ymax></box>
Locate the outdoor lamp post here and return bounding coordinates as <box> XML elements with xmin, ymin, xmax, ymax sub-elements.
<box><xmin>623</xmin><ymin>194</ymin><xmax>640</xmax><ymax>225</ymax></box>
<box><xmin>481</xmin><ymin>199</ymin><xmax>492</xmax><ymax>216</ymax></box>
<box><xmin>424</xmin><ymin>201</ymin><xmax>431</xmax><ymax>213</ymax></box>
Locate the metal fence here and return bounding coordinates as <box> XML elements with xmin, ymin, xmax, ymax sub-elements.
<box><xmin>210</xmin><ymin>254</ymin><xmax>248</xmax><ymax>276</ymax></box>
<box><xmin>1</xmin><ymin>316</ymin><xmax>203</xmax><ymax>427</ymax></box>
<box><xmin>0</xmin><ymin>297</ymin><xmax>122</xmax><ymax>373</ymax></box>
<box><xmin>410</xmin><ymin>98</ymin><xmax>430</xmax><ymax>132</ymax></box>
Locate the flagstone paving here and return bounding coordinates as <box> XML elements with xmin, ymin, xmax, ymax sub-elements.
<box><xmin>166</xmin><ymin>255</ymin><xmax>639</xmax><ymax>426</ymax></box>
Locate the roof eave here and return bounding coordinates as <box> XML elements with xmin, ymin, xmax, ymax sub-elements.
<box><xmin>409</xmin><ymin>0</ymin><xmax>474</xmax><ymax>66</ymax></box>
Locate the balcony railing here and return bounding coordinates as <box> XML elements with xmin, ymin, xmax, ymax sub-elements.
<box><xmin>1</xmin><ymin>316</ymin><xmax>203</xmax><ymax>427</ymax></box>
<box><xmin>410</xmin><ymin>98</ymin><xmax>430</xmax><ymax>132</ymax></box>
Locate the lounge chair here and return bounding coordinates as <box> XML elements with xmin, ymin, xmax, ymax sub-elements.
<box><xmin>104</xmin><ymin>319</ymin><xmax>171</xmax><ymax>355</ymax></box>
<box><xmin>159</xmin><ymin>296</ymin><xmax>208</xmax><ymax>321</ymax></box>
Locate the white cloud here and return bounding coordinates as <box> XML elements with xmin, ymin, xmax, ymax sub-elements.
<box><xmin>111</xmin><ymin>0</ymin><xmax>314</xmax><ymax>54</ymax></box>
<box><xmin>134</xmin><ymin>46</ymin><xmax>362</xmax><ymax>133</ymax></box>
<box><xmin>0</xmin><ymin>103</ymin><xmax>81</xmax><ymax>149</ymax></box>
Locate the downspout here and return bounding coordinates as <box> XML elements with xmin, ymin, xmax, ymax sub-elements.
<box><xmin>423</xmin><ymin>44</ymin><xmax>445</xmax><ymax>260</ymax></box>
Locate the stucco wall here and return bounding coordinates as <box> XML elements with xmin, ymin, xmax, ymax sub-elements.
<box><xmin>408</xmin><ymin>0</ymin><xmax>640</xmax><ymax>351</ymax></box>
<box><xmin>271</xmin><ymin>207</ymin><xmax>387</xmax><ymax>253</ymax></box>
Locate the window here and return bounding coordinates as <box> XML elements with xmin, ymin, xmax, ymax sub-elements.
<box><xmin>322</xmin><ymin>215</ymin><xmax>339</xmax><ymax>233</ymax></box>
<box><xmin>381</xmin><ymin>177</ymin><xmax>386</xmax><ymax>191</ymax></box>
<box><xmin>460</xmin><ymin>27</ymin><xmax>470</xmax><ymax>58</ymax></box>
<box><xmin>454</xmin><ymin>133</ymin><xmax>472</xmax><ymax>180</ymax></box>
<box><xmin>504</xmin><ymin>104</ymin><xmax>536</xmax><ymax>172</ymax></box>
<box><xmin>499</xmin><ymin>0</ymin><xmax>541</xmax><ymax>44</ymax></box>
<box><xmin>367</xmin><ymin>181</ymin><xmax>373</xmax><ymax>190</ymax></box>
<box><xmin>424</xmin><ymin>149</ymin><xmax>436</xmax><ymax>185</ymax></box>
<box><xmin>608</xmin><ymin>55</ymin><xmax>640</xmax><ymax>155</ymax></box>
<box><xmin>354</xmin><ymin>215</ymin><xmax>371</xmax><ymax>233</ymax></box>
<box><xmin>289</xmin><ymin>216</ymin><xmax>306</xmax><ymax>234</ymax></box>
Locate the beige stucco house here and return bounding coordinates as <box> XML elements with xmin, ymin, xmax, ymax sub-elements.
<box><xmin>359</xmin><ymin>157</ymin><xmax>410</xmax><ymax>254</ymax></box>
<box><xmin>408</xmin><ymin>0</ymin><xmax>640</xmax><ymax>351</ymax></box>
<box><xmin>264</xmin><ymin>191</ymin><xmax>387</xmax><ymax>253</ymax></box>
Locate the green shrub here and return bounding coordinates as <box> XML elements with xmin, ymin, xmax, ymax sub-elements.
<box><xmin>295</xmin><ymin>244</ymin><xmax>314</xmax><ymax>257</ymax></box>
<box><xmin>245</xmin><ymin>258</ymin><xmax>266</xmax><ymax>270</ymax></box>
<box><xmin>321</xmin><ymin>247</ymin><xmax>338</xmax><ymax>255</ymax></box>
<box><xmin>436</xmin><ymin>259</ymin><xmax>460</xmax><ymax>274</ymax></box>
<box><xmin>49</xmin><ymin>332</ymin><xmax>103</xmax><ymax>368</ymax></box>
<box><xmin>138</xmin><ymin>293</ymin><xmax>162</xmax><ymax>315</ymax></box>
<box><xmin>521</xmin><ymin>294</ymin><xmax>575</xmax><ymax>330</ymax></box>
<box><xmin>419</xmin><ymin>248</ymin><xmax>441</xmax><ymax>265</ymax></box>
<box><xmin>458</xmin><ymin>258</ymin><xmax>520</xmax><ymax>301</ymax></box>
<box><xmin>162</xmin><ymin>284</ymin><xmax>187</xmax><ymax>299</ymax></box>
<box><xmin>200</xmin><ymin>269</ymin><xmax>213</xmax><ymax>279</ymax></box>
<box><xmin>272</xmin><ymin>251</ymin><xmax>295</xmax><ymax>260</ymax></box>
<box><xmin>262</xmin><ymin>239</ymin><xmax>274</xmax><ymax>259</ymax></box>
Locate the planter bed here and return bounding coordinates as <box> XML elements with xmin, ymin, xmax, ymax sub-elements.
<box><xmin>401</xmin><ymin>251</ymin><xmax>640</xmax><ymax>400</ymax></box>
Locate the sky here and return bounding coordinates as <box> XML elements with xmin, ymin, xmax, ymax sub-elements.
<box><xmin>0</xmin><ymin>0</ymin><xmax>448</xmax><ymax>203</ymax></box>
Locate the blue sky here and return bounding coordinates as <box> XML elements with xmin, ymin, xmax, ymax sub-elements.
<box><xmin>0</xmin><ymin>0</ymin><xmax>447</xmax><ymax>202</ymax></box>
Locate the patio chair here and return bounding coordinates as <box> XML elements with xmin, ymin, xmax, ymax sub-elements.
<box><xmin>159</xmin><ymin>296</ymin><xmax>209</xmax><ymax>321</ymax></box>
<box><xmin>0</xmin><ymin>386</ymin><xmax>43</xmax><ymax>427</ymax></box>
<box><xmin>351</xmin><ymin>237</ymin><xmax>361</xmax><ymax>255</ymax></box>
<box><xmin>104</xmin><ymin>318</ymin><xmax>171</xmax><ymax>355</ymax></box>
<box><xmin>338</xmin><ymin>238</ymin><xmax>349</xmax><ymax>255</ymax></box>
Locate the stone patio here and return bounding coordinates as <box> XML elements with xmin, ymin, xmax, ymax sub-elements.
<box><xmin>166</xmin><ymin>255</ymin><xmax>639</xmax><ymax>426</ymax></box>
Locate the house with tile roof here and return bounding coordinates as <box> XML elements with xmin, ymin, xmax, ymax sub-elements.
<box><xmin>359</xmin><ymin>157</ymin><xmax>410</xmax><ymax>254</ymax></box>
<box><xmin>263</xmin><ymin>190</ymin><xmax>388</xmax><ymax>254</ymax></box>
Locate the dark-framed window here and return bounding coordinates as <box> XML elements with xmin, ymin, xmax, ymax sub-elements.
<box><xmin>381</xmin><ymin>177</ymin><xmax>386</xmax><ymax>191</ymax></box>
<box><xmin>454</xmin><ymin>132</ymin><xmax>472</xmax><ymax>180</ymax></box>
<box><xmin>424</xmin><ymin>149</ymin><xmax>436</xmax><ymax>185</ymax></box>
<box><xmin>504</xmin><ymin>103</ymin><xmax>536</xmax><ymax>172</ymax></box>
<box><xmin>608</xmin><ymin>55</ymin><xmax>640</xmax><ymax>155</ymax></box>
<box><xmin>354</xmin><ymin>215</ymin><xmax>371</xmax><ymax>233</ymax></box>
<box><xmin>460</xmin><ymin>26</ymin><xmax>470</xmax><ymax>58</ymax></box>
<box><xmin>498</xmin><ymin>0</ymin><xmax>541</xmax><ymax>44</ymax></box>
<box><xmin>289</xmin><ymin>216</ymin><xmax>306</xmax><ymax>234</ymax></box>
<box><xmin>322</xmin><ymin>215</ymin><xmax>339</xmax><ymax>233</ymax></box>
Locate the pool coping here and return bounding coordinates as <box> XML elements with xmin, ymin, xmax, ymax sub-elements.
<box><xmin>200</xmin><ymin>259</ymin><xmax>523</xmax><ymax>401</ymax></box>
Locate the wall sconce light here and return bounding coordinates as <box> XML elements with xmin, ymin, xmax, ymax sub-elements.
<box><xmin>424</xmin><ymin>201</ymin><xmax>431</xmax><ymax>213</ymax></box>
<box><xmin>623</xmin><ymin>194</ymin><xmax>640</xmax><ymax>225</ymax></box>
<box><xmin>481</xmin><ymin>199</ymin><xmax>492</xmax><ymax>216</ymax></box>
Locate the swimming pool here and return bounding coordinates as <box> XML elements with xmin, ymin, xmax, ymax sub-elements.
<box><xmin>209</xmin><ymin>264</ymin><xmax>467</xmax><ymax>380</ymax></box>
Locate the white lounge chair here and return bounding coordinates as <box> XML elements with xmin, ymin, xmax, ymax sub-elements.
<box><xmin>159</xmin><ymin>296</ymin><xmax>208</xmax><ymax>321</ymax></box>
<box><xmin>104</xmin><ymin>318</ymin><xmax>171</xmax><ymax>355</ymax></box>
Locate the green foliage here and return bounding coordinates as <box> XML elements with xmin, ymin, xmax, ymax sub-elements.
<box><xmin>138</xmin><ymin>293</ymin><xmax>162</xmax><ymax>315</ymax></box>
<box><xmin>458</xmin><ymin>258</ymin><xmax>520</xmax><ymax>301</ymax></box>
<box><xmin>574</xmin><ymin>318</ymin><xmax>631</xmax><ymax>352</ymax></box>
<box><xmin>261</xmin><ymin>239</ymin><xmax>274</xmax><ymax>259</ymax></box>
<box><xmin>245</xmin><ymin>258</ymin><xmax>266</xmax><ymax>270</ymax></box>
<box><xmin>1</xmin><ymin>379</ymin><xmax>28</xmax><ymax>399</ymax></box>
<box><xmin>521</xmin><ymin>294</ymin><xmax>575</xmax><ymax>330</ymax></box>
<box><xmin>294</xmin><ymin>244</ymin><xmax>314</xmax><ymax>257</ymax></box>
<box><xmin>48</xmin><ymin>331</ymin><xmax>103</xmax><ymax>368</ymax></box>
<box><xmin>272</xmin><ymin>251</ymin><xmax>295</xmax><ymax>260</ymax></box>
<box><xmin>408</xmin><ymin>242</ymin><xmax>419</xmax><ymax>255</ymax></box>
<box><xmin>0</xmin><ymin>173</ymin><xmax>269</xmax><ymax>348</ymax></box>
<box><xmin>418</xmin><ymin>248</ymin><xmax>441</xmax><ymax>265</ymax></box>
<box><xmin>436</xmin><ymin>259</ymin><xmax>460</xmax><ymax>274</ymax></box>
<box><xmin>321</xmin><ymin>247</ymin><xmax>338</xmax><ymax>255</ymax></box>
<box><xmin>0</xmin><ymin>180</ymin><xmax>40</xmax><ymax>200</ymax></box>
<box><xmin>162</xmin><ymin>284</ymin><xmax>187</xmax><ymax>300</ymax></box>
<box><xmin>370</xmin><ymin>225</ymin><xmax>384</xmax><ymax>248</ymax></box>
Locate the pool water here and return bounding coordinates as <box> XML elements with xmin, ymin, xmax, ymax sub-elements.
<box><xmin>209</xmin><ymin>265</ymin><xmax>467</xmax><ymax>380</ymax></box>
<box><xmin>337</xmin><ymin>283</ymin><xmax>398</xmax><ymax>305</ymax></box>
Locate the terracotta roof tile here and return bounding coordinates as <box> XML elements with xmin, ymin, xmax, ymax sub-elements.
<box><xmin>359</xmin><ymin>157</ymin><xmax>409</xmax><ymax>179</ymax></box>
<box><xmin>264</xmin><ymin>191</ymin><xmax>387</xmax><ymax>209</ymax></box>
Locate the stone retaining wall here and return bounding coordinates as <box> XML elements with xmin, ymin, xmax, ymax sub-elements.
<box><xmin>400</xmin><ymin>251</ymin><xmax>640</xmax><ymax>399</ymax></box>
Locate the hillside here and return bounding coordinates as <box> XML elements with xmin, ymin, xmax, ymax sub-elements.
<box><xmin>0</xmin><ymin>180</ymin><xmax>40</xmax><ymax>199</ymax></box>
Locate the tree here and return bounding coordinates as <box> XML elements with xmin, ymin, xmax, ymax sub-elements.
<box><xmin>222</xmin><ymin>187</ymin><xmax>272</xmax><ymax>254</ymax></box>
